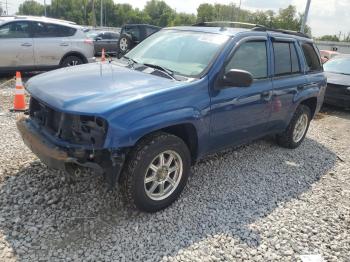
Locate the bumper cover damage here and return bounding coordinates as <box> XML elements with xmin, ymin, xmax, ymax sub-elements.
<box><xmin>16</xmin><ymin>116</ymin><xmax>126</xmax><ymax>187</ymax></box>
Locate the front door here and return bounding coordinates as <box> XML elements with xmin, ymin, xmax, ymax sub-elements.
<box><xmin>210</xmin><ymin>38</ymin><xmax>273</xmax><ymax>150</ymax></box>
<box><xmin>0</xmin><ymin>21</ymin><xmax>34</xmax><ymax>68</ymax></box>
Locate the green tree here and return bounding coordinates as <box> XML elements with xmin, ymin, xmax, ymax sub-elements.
<box><xmin>172</xmin><ymin>13</ymin><xmax>196</xmax><ymax>26</ymax></box>
<box><xmin>197</xmin><ymin>3</ymin><xmax>215</xmax><ymax>22</ymax></box>
<box><xmin>318</xmin><ymin>35</ymin><xmax>340</xmax><ymax>42</ymax></box>
<box><xmin>18</xmin><ymin>0</ymin><xmax>45</xmax><ymax>16</ymax></box>
<box><xmin>144</xmin><ymin>0</ymin><xmax>174</xmax><ymax>27</ymax></box>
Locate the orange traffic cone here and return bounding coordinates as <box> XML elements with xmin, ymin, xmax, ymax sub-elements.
<box><xmin>12</xmin><ymin>71</ymin><xmax>26</xmax><ymax>112</ymax></box>
<box><xmin>101</xmin><ymin>48</ymin><xmax>106</xmax><ymax>62</ymax></box>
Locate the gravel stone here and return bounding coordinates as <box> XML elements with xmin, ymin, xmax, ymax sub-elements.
<box><xmin>0</xmin><ymin>77</ymin><xmax>350</xmax><ymax>261</ymax></box>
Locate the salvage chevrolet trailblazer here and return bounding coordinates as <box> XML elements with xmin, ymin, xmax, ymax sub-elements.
<box><xmin>17</xmin><ymin>22</ymin><xmax>326</xmax><ymax>212</ymax></box>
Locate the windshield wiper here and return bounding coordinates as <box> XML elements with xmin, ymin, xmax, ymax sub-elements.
<box><xmin>143</xmin><ymin>63</ymin><xmax>177</xmax><ymax>80</ymax></box>
<box><xmin>123</xmin><ymin>56</ymin><xmax>138</xmax><ymax>66</ymax></box>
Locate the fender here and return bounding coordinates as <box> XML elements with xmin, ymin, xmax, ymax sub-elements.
<box><xmin>105</xmin><ymin>106</ymin><xmax>206</xmax><ymax>149</ymax></box>
<box><xmin>286</xmin><ymin>84</ymin><xmax>320</xmax><ymax>124</ymax></box>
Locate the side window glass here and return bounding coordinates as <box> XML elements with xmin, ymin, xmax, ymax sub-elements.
<box><xmin>226</xmin><ymin>41</ymin><xmax>268</xmax><ymax>79</ymax></box>
<box><xmin>273</xmin><ymin>41</ymin><xmax>301</xmax><ymax>76</ymax></box>
<box><xmin>34</xmin><ymin>23</ymin><xmax>76</xmax><ymax>37</ymax></box>
<box><xmin>0</xmin><ymin>22</ymin><xmax>30</xmax><ymax>38</ymax></box>
<box><xmin>111</xmin><ymin>33</ymin><xmax>119</xmax><ymax>39</ymax></box>
<box><xmin>145</xmin><ymin>27</ymin><xmax>157</xmax><ymax>36</ymax></box>
<box><xmin>301</xmin><ymin>43</ymin><xmax>322</xmax><ymax>72</ymax></box>
<box><xmin>273</xmin><ymin>42</ymin><xmax>291</xmax><ymax>75</ymax></box>
<box><xmin>291</xmin><ymin>44</ymin><xmax>300</xmax><ymax>73</ymax></box>
<box><xmin>104</xmin><ymin>33</ymin><xmax>112</xmax><ymax>39</ymax></box>
<box><xmin>129</xmin><ymin>27</ymin><xmax>140</xmax><ymax>41</ymax></box>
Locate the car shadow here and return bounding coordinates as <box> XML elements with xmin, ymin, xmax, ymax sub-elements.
<box><xmin>0</xmin><ymin>137</ymin><xmax>336</xmax><ymax>261</ymax></box>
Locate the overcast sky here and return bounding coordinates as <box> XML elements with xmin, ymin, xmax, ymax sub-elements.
<box><xmin>4</xmin><ymin>0</ymin><xmax>350</xmax><ymax>37</ymax></box>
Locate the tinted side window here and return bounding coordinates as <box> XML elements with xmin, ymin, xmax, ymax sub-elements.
<box><xmin>101</xmin><ymin>33</ymin><xmax>111</xmax><ymax>39</ymax></box>
<box><xmin>226</xmin><ymin>41</ymin><xmax>268</xmax><ymax>79</ymax></box>
<box><xmin>111</xmin><ymin>33</ymin><xmax>119</xmax><ymax>39</ymax></box>
<box><xmin>301</xmin><ymin>43</ymin><xmax>322</xmax><ymax>72</ymax></box>
<box><xmin>0</xmin><ymin>22</ymin><xmax>31</xmax><ymax>38</ymax></box>
<box><xmin>291</xmin><ymin>44</ymin><xmax>300</xmax><ymax>73</ymax></box>
<box><xmin>273</xmin><ymin>42</ymin><xmax>300</xmax><ymax>76</ymax></box>
<box><xmin>125</xmin><ymin>26</ymin><xmax>140</xmax><ymax>41</ymax></box>
<box><xmin>33</xmin><ymin>22</ymin><xmax>76</xmax><ymax>37</ymax></box>
<box><xmin>145</xmin><ymin>27</ymin><xmax>158</xmax><ymax>36</ymax></box>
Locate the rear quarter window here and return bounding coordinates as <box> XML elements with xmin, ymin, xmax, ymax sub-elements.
<box><xmin>273</xmin><ymin>41</ymin><xmax>301</xmax><ymax>76</ymax></box>
<box><xmin>301</xmin><ymin>43</ymin><xmax>322</xmax><ymax>72</ymax></box>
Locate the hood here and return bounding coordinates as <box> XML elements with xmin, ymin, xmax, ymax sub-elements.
<box><xmin>26</xmin><ymin>63</ymin><xmax>184</xmax><ymax>115</ymax></box>
<box><xmin>325</xmin><ymin>71</ymin><xmax>350</xmax><ymax>86</ymax></box>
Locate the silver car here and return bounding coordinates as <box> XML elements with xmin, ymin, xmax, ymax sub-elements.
<box><xmin>0</xmin><ymin>16</ymin><xmax>95</xmax><ymax>73</ymax></box>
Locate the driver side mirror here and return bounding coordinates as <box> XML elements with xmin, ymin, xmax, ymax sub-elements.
<box><xmin>220</xmin><ymin>69</ymin><xmax>253</xmax><ymax>88</ymax></box>
<box><xmin>95</xmin><ymin>36</ymin><xmax>102</xmax><ymax>41</ymax></box>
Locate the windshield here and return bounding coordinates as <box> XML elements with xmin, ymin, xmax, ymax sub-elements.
<box><xmin>125</xmin><ymin>29</ymin><xmax>230</xmax><ymax>77</ymax></box>
<box><xmin>324</xmin><ymin>57</ymin><xmax>350</xmax><ymax>75</ymax></box>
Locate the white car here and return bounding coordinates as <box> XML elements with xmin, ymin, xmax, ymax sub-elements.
<box><xmin>0</xmin><ymin>15</ymin><xmax>95</xmax><ymax>73</ymax></box>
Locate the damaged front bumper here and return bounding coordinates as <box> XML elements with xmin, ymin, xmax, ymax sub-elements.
<box><xmin>16</xmin><ymin>116</ymin><xmax>126</xmax><ymax>185</ymax></box>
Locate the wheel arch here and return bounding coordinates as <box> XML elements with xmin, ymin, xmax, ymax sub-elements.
<box><xmin>59</xmin><ymin>51</ymin><xmax>88</xmax><ymax>66</ymax></box>
<box><xmin>299</xmin><ymin>97</ymin><xmax>318</xmax><ymax>118</ymax></box>
<box><xmin>133</xmin><ymin>123</ymin><xmax>199</xmax><ymax>164</ymax></box>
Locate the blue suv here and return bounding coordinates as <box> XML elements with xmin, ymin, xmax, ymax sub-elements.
<box><xmin>17</xmin><ymin>22</ymin><xmax>326</xmax><ymax>212</ymax></box>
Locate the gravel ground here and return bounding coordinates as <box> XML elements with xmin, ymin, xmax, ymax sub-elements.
<box><xmin>0</xmin><ymin>79</ymin><xmax>349</xmax><ymax>261</ymax></box>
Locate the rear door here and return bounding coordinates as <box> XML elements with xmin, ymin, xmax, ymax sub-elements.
<box><xmin>0</xmin><ymin>21</ymin><xmax>34</xmax><ymax>68</ymax></box>
<box><xmin>270</xmin><ymin>37</ymin><xmax>307</xmax><ymax>131</ymax></box>
<box><xmin>32</xmin><ymin>22</ymin><xmax>75</xmax><ymax>67</ymax></box>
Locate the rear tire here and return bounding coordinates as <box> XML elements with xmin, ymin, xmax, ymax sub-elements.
<box><xmin>60</xmin><ymin>55</ymin><xmax>84</xmax><ymax>67</ymax></box>
<box><xmin>121</xmin><ymin>132</ymin><xmax>191</xmax><ymax>212</ymax></box>
<box><xmin>276</xmin><ymin>104</ymin><xmax>311</xmax><ymax>149</ymax></box>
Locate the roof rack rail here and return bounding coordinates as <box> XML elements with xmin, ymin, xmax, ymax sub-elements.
<box><xmin>193</xmin><ymin>21</ymin><xmax>265</xmax><ymax>29</ymax></box>
<box><xmin>193</xmin><ymin>21</ymin><xmax>310</xmax><ymax>39</ymax></box>
<box><xmin>252</xmin><ymin>26</ymin><xmax>310</xmax><ymax>38</ymax></box>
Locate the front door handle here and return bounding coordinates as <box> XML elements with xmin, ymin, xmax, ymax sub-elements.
<box><xmin>60</xmin><ymin>43</ymin><xmax>69</xmax><ymax>46</ymax></box>
<box><xmin>21</xmin><ymin>43</ymin><xmax>32</xmax><ymax>47</ymax></box>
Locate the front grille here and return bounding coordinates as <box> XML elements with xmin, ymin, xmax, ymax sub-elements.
<box><xmin>29</xmin><ymin>97</ymin><xmax>62</xmax><ymax>134</ymax></box>
<box><xmin>29</xmin><ymin>97</ymin><xmax>108</xmax><ymax>147</ymax></box>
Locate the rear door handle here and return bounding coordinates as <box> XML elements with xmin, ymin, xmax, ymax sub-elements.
<box><xmin>60</xmin><ymin>43</ymin><xmax>69</xmax><ymax>46</ymax></box>
<box><xmin>21</xmin><ymin>43</ymin><xmax>32</xmax><ymax>47</ymax></box>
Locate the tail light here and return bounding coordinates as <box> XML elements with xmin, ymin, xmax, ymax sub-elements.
<box><xmin>84</xmin><ymin>38</ymin><xmax>93</xmax><ymax>45</ymax></box>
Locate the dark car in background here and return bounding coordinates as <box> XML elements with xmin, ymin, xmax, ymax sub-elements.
<box><xmin>117</xmin><ymin>24</ymin><xmax>160</xmax><ymax>57</ymax></box>
<box><xmin>323</xmin><ymin>55</ymin><xmax>350</xmax><ymax>108</ymax></box>
<box><xmin>86</xmin><ymin>30</ymin><xmax>120</xmax><ymax>56</ymax></box>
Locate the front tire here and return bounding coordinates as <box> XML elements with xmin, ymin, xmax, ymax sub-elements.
<box><xmin>121</xmin><ymin>132</ymin><xmax>191</xmax><ymax>212</ymax></box>
<box><xmin>276</xmin><ymin>104</ymin><xmax>311</xmax><ymax>149</ymax></box>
